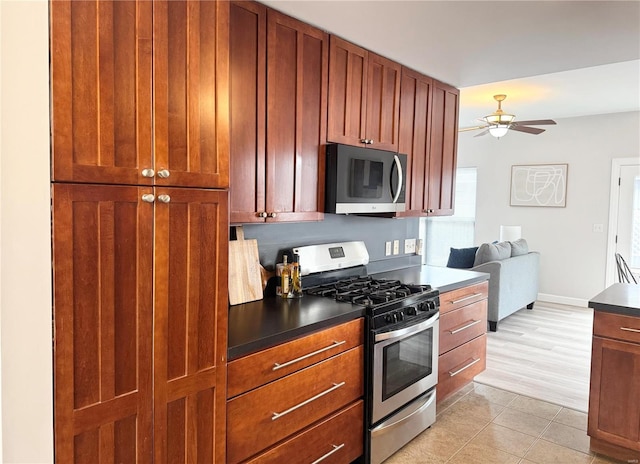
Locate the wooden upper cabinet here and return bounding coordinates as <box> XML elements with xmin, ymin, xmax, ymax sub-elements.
<box><xmin>153</xmin><ymin>188</ymin><xmax>229</xmax><ymax>463</ymax></box>
<box><xmin>52</xmin><ymin>183</ymin><xmax>154</xmax><ymax>463</ymax></box>
<box><xmin>51</xmin><ymin>0</ymin><xmax>153</xmax><ymax>185</ymax></box>
<box><xmin>51</xmin><ymin>0</ymin><xmax>229</xmax><ymax>188</ymax></box>
<box><xmin>327</xmin><ymin>36</ymin><xmax>400</xmax><ymax>152</ymax></box>
<box><xmin>427</xmin><ymin>80</ymin><xmax>459</xmax><ymax>216</ymax></box>
<box><xmin>327</xmin><ymin>37</ymin><xmax>367</xmax><ymax>147</ymax></box>
<box><xmin>397</xmin><ymin>67</ymin><xmax>433</xmax><ymax>217</ymax></box>
<box><xmin>153</xmin><ymin>0</ymin><xmax>229</xmax><ymax>189</ymax></box>
<box><xmin>229</xmin><ymin>1</ymin><xmax>266</xmax><ymax>223</ymax></box>
<box><xmin>265</xmin><ymin>9</ymin><xmax>327</xmax><ymax>222</ymax></box>
<box><xmin>229</xmin><ymin>2</ymin><xmax>327</xmax><ymax>223</ymax></box>
<box><xmin>365</xmin><ymin>52</ymin><xmax>401</xmax><ymax>151</ymax></box>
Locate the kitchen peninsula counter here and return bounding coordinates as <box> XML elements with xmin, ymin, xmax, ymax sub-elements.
<box><xmin>589</xmin><ymin>282</ymin><xmax>640</xmax><ymax>316</ymax></box>
<box><xmin>228</xmin><ymin>265</ymin><xmax>490</xmax><ymax>360</ymax></box>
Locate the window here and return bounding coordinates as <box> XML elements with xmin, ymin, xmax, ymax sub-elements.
<box><xmin>425</xmin><ymin>167</ymin><xmax>477</xmax><ymax>267</ymax></box>
<box><xmin>632</xmin><ymin>175</ymin><xmax>640</xmax><ymax>269</ymax></box>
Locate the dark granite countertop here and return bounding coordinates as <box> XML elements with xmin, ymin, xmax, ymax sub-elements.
<box><xmin>228</xmin><ymin>265</ymin><xmax>490</xmax><ymax>361</ymax></box>
<box><xmin>371</xmin><ymin>265</ymin><xmax>489</xmax><ymax>293</ymax></box>
<box><xmin>589</xmin><ymin>283</ymin><xmax>640</xmax><ymax>317</ymax></box>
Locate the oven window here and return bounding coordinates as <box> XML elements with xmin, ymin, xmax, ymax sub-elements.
<box><xmin>381</xmin><ymin>327</ymin><xmax>434</xmax><ymax>401</ymax></box>
<box><xmin>350</xmin><ymin>158</ymin><xmax>384</xmax><ymax>198</ymax></box>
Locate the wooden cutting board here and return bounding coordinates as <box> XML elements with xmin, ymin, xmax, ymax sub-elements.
<box><xmin>229</xmin><ymin>227</ymin><xmax>263</xmax><ymax>305</ymax></box>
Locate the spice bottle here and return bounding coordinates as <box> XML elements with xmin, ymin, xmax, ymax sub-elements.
<box><xmin>290</xmin><ymin>253</ymin><xmax>303</xmax><ymax>298</ymax></box>
<box><xmin>280</xmin><ymin>255</ymin><xmax>291</xmax><ymax>298</ymax></box>
<box><xmin>276</xmin><ymin>254</ymin><xmax>289</xmax><ymax>296</ymax></box>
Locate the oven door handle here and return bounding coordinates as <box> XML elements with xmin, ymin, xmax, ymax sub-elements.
<box><xmin>374</xmin><ymin>312</ymin><xmax>439</xmax><ymax>342</ymax></box>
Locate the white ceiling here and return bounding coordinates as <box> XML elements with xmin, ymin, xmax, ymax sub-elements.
<box><xmin>261</xmin><ymin>0</ymin><xmax>640</xmax><ymax>126</ymax></box>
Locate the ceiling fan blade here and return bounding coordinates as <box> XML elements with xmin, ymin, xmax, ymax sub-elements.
<box><xmin>513</xmin><ymin>119</ymin><xmax>556</xmax><ymax>126</ymax></box>
<box><xmin>459</xmin><ymin>125</ymin><xmax>487</xmax><ymax>133</ymax></box>
<box><xmin>474</xmin><ymin>129</ymin><xmax>490</xmax><ymax>137</ymax></box>
<box><xmin>510</xmin><ymin>125</ymin><xmax>545</xmax><ymax>135</ymax></box>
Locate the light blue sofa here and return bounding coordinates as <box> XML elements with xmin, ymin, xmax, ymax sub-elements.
<box><xmin>470</xmin><ymin>240</ymin><xmax>540</xmax><ymax>331</ymax></box>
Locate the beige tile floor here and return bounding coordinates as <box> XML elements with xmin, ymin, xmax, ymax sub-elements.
<box><xmin>384</xmin><ymin>383</ymin><xmax>632</xmax><ymax>464</ymax></box>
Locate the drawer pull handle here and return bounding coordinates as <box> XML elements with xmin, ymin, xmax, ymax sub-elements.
<box><xmin>272</xmin><ymin>340</ymin><xmax>347</xmax><ymax>371</ymax></box>
<box><xmin>620</xmin><ymin>327</ymin><xmax>640</xmax><ymax>333</ymax></box>
<box><xmin>449</xmin><ymin>319</ymin><xmax>481</xmax><ymax>335</ymax></box>
<box><xmin>449</xmin><ymin>293</ymin><xmax>482</xmax><ymax>305</ymax></box>
<box><xmin>271</xmin><ymin>382</ymin><xmax>345</xmax><ymax>421</ymax></box>
<box><xmin>311</xmin><ymin>443</ymin><xmax>345</xmax><ymax>464</ymax></box>
<box><xmin>449</xmin><ymin>357</ymin><xmax>480</xmax><ymax>377</ymax></box>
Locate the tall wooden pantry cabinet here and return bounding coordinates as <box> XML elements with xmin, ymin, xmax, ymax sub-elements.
<box><xmin>50</xmin><ymin>1</ymin><xmax>230</xmax><ymax>462</ymax></box>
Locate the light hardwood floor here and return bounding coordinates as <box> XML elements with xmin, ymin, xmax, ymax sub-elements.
<box><xmin>473</xmin><ymin>302</ymin><xmax>593</xmax><ymax>412</ymax></box>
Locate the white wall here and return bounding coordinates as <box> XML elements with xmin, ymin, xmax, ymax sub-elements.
<box><xmin>0</xmin><ymin>1</ymin><xmax>54</xmax><ymax>462</ymax></box>
<box><xmin>458</xmin><ymin>111</ymin><xmax>640</xmax><ymax>306</ymax></box>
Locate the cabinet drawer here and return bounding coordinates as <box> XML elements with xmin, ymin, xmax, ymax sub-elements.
<box><xmin>246</xmin><ymin>400</ymin><xmax>364</xmax><ymax>464</ymax></box>
<box><xmin>437</xmin><ymin>335</ymin><xmax>486</xmax><ymax>403</ymax></box>
<box><xmin>440</xmin><ymin>299</ymin><xmax>487</xmax><ymax>355</ymax></box>
<box><xmin>227</xmin><ymin>346</ymin><xmax>364</xmax><ymax>463</ymax></box>
<box><xmin>228</xmin><ymin>318</ymin><xmax>364</xmax><ymax>398</ymax></box>
<box><xmin>593</xmin><ymin>311</ymin><xmax>640</xmax><ymax>344</ymax></box>
<box><xmin>439</xmin><ymin>281</ymin><xmax>488</xmax><ymax>315</ymax></box>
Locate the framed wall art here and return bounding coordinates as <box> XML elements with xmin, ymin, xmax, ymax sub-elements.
<box><xmin>510</xmin><ymin>164</ymin><xmax>568</xmax><ymax>207</ymax></box>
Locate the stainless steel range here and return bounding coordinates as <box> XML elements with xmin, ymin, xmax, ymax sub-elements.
<box><xmin>294</xmin><ymin>241</ymin><xmax>440</xmax><ymax>464</ymax></box>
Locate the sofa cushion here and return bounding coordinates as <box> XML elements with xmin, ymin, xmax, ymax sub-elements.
<box><xmin>473</xmin><ymin>241</ymin><xmax>512</xmax><ymax>266</ymax></box>
<box><xmin>510</xmin><ymin>238</ymin><xmax>529</xmax><ymax>257</ymax></box>
<box><xmin>446</xmin><ymin>246</ymin><xmax>479</xmax><ymax>269</ymax></box>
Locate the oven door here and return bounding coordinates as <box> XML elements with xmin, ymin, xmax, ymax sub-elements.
<box><xmin>371</xmin><ymin>312</ymin><xmax>439</xmax><ymax>424</ymax></box>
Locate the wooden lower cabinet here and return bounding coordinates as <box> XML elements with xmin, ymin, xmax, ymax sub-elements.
<box><xmin>52</xmin><ymin>183</ymin><xmax>229</xmax><ymax>463</ymax></box>
<box><xmin>226</xmin><ymin>319</ymin><xmax>365</xmax><ymax>463</ymax></box>
<box><xmin>246</xmin><ymin>400</ymin><xmax>364</xmax><ymax>464</ymax></box>
<box><xmin>588</xmin><ymin>311</ymin><xmax>640</xmax><ymax>459</ymax></box>
<box><xmin>437</xmin><ymin>281</ymin><xmax>488</xmax><ymax>403</ymax></box>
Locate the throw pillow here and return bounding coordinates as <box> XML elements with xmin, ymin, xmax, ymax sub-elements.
<box><xmin>473</xmin><ymin>241</ymin><xmax>512</xmax><ymax>266</ymax></box>
<box><xmin>510</xmin><ymin>238</ymin><xmax>529</xmax><ymax>257</ymax></box>
<box><xmin>446</xmin><ymin>246</ymin><xmax>479</xmax><ymax>269</ymax></box>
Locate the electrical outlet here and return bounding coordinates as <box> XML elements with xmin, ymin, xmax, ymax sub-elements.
<box><xmin>593</xmin><ymin>223</ymin><xmax>604</xmax><ymax>233</ymax></box>
<box><xmin>404</xmin><ymin>238</ymin><xmax>416</xmax><ymax>254</ymax></box>
<box><xmin>393</xmin><ymin>240</ymin><xmax>400</xmax><ymax>255</ymax></box>
<box><xmin>385</xmin><ymin>241</ymin><xmax>392</xmax><ymax>256</ymax></box>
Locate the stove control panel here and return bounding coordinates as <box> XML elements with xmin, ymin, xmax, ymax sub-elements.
<box><xmin>372</xmin><ymin>294</ymin><xmax>440</xmax><ymax>331</ymax></box>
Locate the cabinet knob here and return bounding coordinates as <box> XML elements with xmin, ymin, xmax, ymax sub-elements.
<box><xmin>258</xmin><ymin>212</ymin><xmax>268</xmax><ymax>218</ymax></box>
<box><xmin>157</xmin><ymin>194</ymin><xmax>171</xmax><ymax>203</ymax></box>
<box><xmin>141</xmin><ymin>194</ymin><xmax>155</xmax><ymax>203</ymax></box>
<box><xmin>157</xmin><ymin>169</ymin><xmax>170</xmax><ymax>178</ymax></box>
<box><xmin>360</xmin><ymin>139</ymin><xmax>368</xmax><ymax>144</ymax></box>
<box><xmin>367</xmin><ymin>139</ymin><xmax>374</xmax><ymax>145</ymax></box>
<box><xmin>267</xmin><ymin>212</ymin><xmax>277</xmax><ymax>218</ymax></box>
<box><xmin>141</xmin><ymin>168</ymin><xmax>155</xmax><ymax>178</ymax></box>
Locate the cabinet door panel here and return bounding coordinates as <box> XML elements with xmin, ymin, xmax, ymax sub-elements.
<box><xmin>229</xmin><ymin>1</ymin><xmax>267</xmax><ymax>223</ymax></box>
<box><xmin>51</xmin><ymin>0</ymin><xmax>153</xmax><ymax>184</ymax></box>
<box><xmin>428</xmin><ymin>81</ymin><xmax>459</xmax><ymax>216</ymax></box>
<box><xmin>327</xmin><ymin>36</ymin><xmax>367</xmax><ymax>146</ymax></box>
<box><xmin>154</xmin><ymin>0</ymin><xmax>229</xmax><ymax>189</ymax></box>
<box><xmin>589</xmin><ymin>336</ymin><xmax>640</xmax><ymax>450</ymax></box>
<box><xmin>52</xmin><ymin>183</ymin><xmax>153</xmax><ymax>463</ymax></box>
<box><xmin>153</xmin><ymin>188</ymin><xmax>229</xmax><ymax>463</ymax></box>
<box><xmin>366</xmin><ymin>53</ymin><xmax>401</xmax><ymax>152</ymax></box>
<box><xmin>398</xmin><ymin>68</ymin><xmax>432</xmax><ymax>217</ymax></box>
<box><xmin>266</xmin><ymin>10</ymin><xmax>327</xmax><ymax>221</ymax></box>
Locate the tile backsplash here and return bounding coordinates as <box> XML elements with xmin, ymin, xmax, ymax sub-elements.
<box><xmin>237</xmin><ymin>214</ymin><xmax>421</xmax><ymax>271</ymax></box>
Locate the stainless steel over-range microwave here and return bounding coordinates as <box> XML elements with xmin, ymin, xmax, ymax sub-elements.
<box><xmin>325</xmin><ymin>143</ymin><xmax>407</xmax><ymax>214</ymax></box>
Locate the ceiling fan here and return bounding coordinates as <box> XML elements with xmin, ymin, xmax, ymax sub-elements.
<box><xmin>460</xmin><ymin>94</ymin><xmax>556</xmax><ymax>138</ymax></box>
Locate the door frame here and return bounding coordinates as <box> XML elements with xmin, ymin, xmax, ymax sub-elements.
<box><xmin>605</xmin><ymin>157</ymin><xmax>640</xmax><ymax>286</ymax></box>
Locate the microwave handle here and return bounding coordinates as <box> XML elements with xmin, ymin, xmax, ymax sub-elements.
<box><xmin>391</xmin><ymin>154</ymin><xmax>403</xmax><ymax>204</ymax></box>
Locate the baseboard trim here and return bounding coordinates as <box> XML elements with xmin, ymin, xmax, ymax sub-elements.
<box><xmin>537</xmin><ymin>293</ymin><xmax>589</xmax><ymax>308</ymax></box>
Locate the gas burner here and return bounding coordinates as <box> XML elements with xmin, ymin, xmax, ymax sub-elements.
<box><xmin>306</xmin><ymin>276</ymin><xmax>433</xmax><ymax>310</ymax></box>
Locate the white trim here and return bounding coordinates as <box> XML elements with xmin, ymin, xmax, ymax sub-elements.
<box><xmin>537</xmin><ymin>293</ymin><xmax>589</xmax><ymax>308</ymax></box>
<box><xmin>605</xmin><ymin>157</ymin><xmax>640</xmax><ymax>287</ymax></box>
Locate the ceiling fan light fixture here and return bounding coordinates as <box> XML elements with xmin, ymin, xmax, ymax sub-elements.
<box><xmin>488</xmin><ymin>124</ymin><xmax>510</xmax><ymax>138</ymax></box>
<box><xmin>483</xmin><ymin>113</ymin><xmax>515</xmax><ymax>125</ymax></box>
